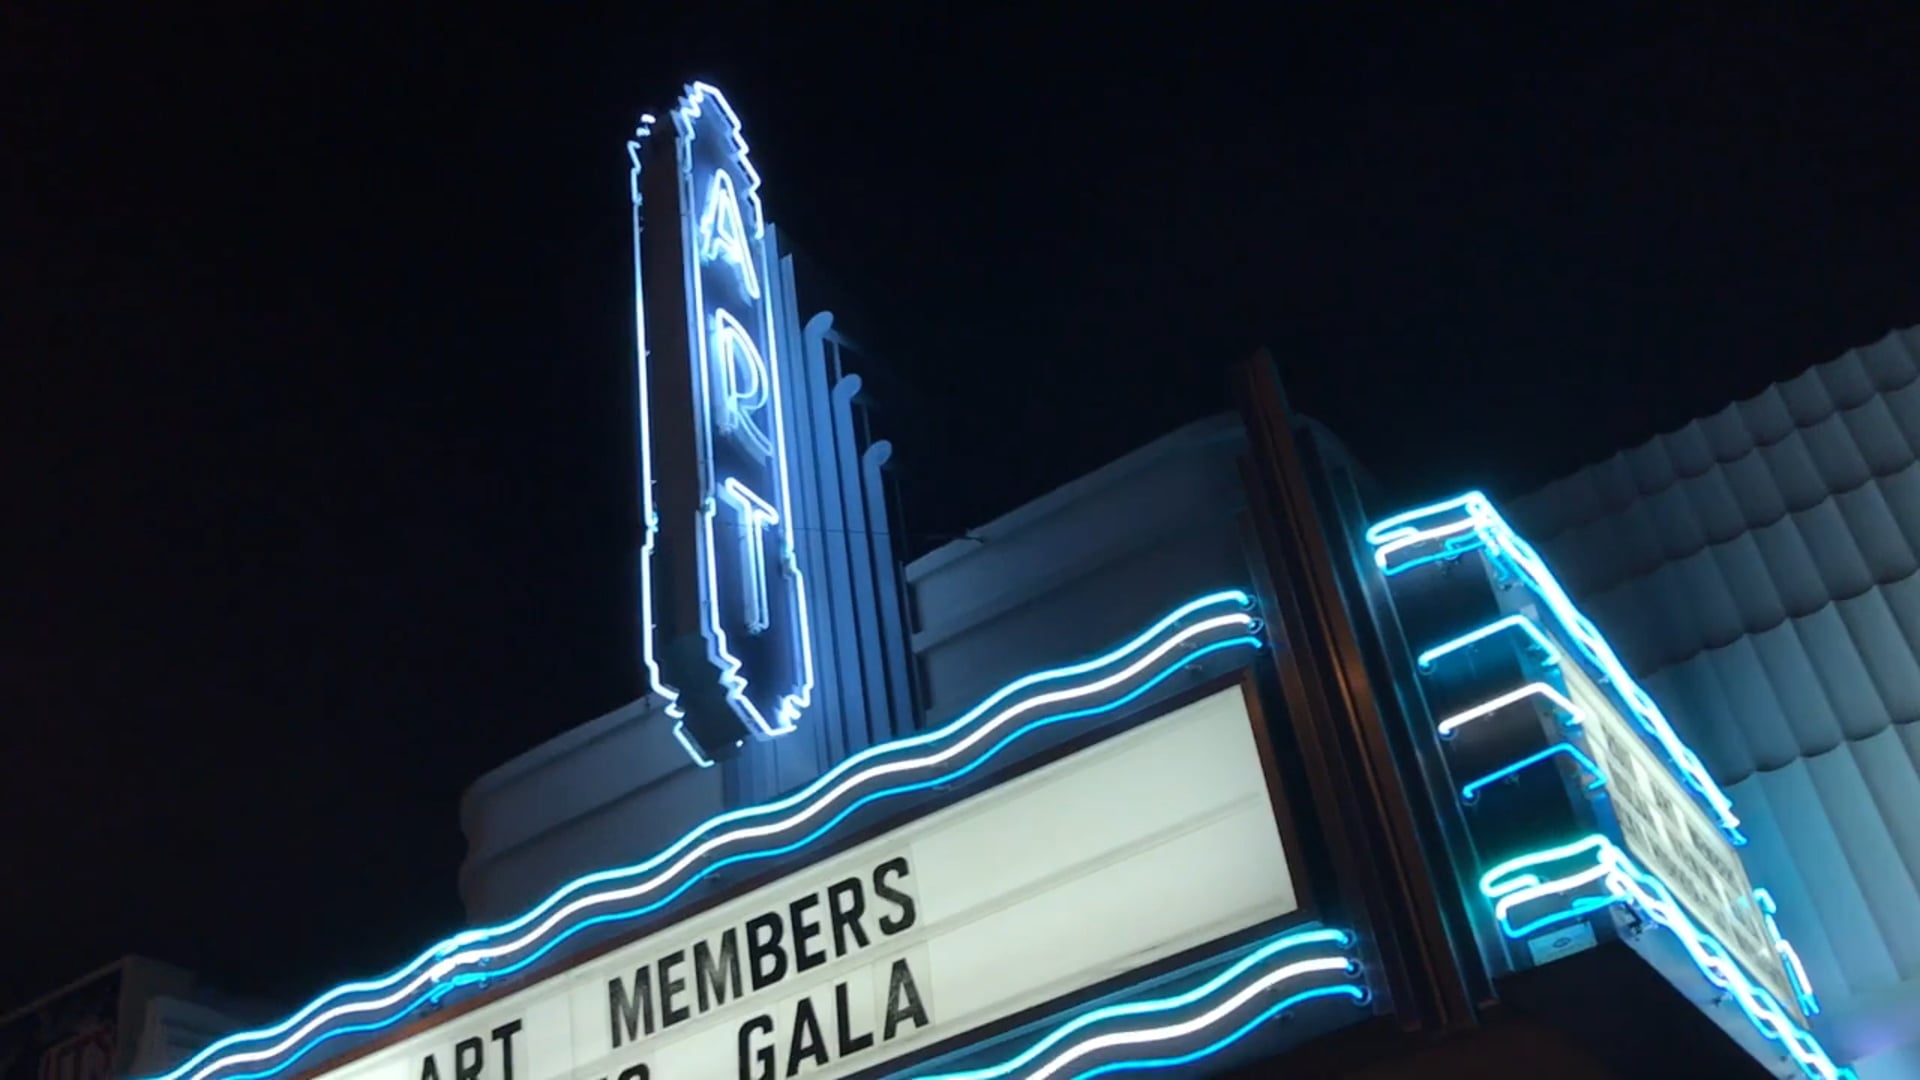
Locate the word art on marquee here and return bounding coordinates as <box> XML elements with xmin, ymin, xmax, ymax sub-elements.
<box><xmin>636</xmin><ymin>82</ymin><xmax>814</xmax><ymax>764</ymax></box>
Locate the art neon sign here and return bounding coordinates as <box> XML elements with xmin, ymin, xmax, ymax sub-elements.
<box><xmin>631</xmin><ymin>83</ymin><xmax>814</xmax><ymax>763</ymax></box>
<box><xmin>1369</xmin><ymin>492</ymin><xmax>1848</xmax><ymax>1079</ymax></box>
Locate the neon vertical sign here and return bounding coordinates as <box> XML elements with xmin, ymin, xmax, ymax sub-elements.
<box><xmin>631</xmin><ymin>82</ymin><xmax>813</xmax><ymax>763</ymax></box>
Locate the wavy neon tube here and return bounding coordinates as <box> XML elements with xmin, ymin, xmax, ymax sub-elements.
<box><xmin>442</xmin><ymin>634</ymin><xmax>1267</xmax><ymax>995</ymax></box>
<box><xmin>634</xmin><ymin>81</ymin><xmax>816</xmax><ymax>760</ymax></box>
<box><xmin>150</xmin><ymin>591</ymin><xmax>1257</xmax><ymax>1080</ymax></box>
<box><xmin>1069</xmin><ymin>986</ymin><xmax>1368</xmax><ymax>1080</ymax></box>
<box><xmin>670</xmin><ymin>721</ymin><xmax>717</xmax><ymax>768</ymax></box>
<box><xmin>919</xmin><ymin>929</ymin><xmax>1365</xmax><ymax>1080</ymax></box>
<box><xmin>1005</xmin><ymin>978</ymin><xmax>1359</xmax><ymax>1080</ymax></box>
<box><xmin>1478</xmin><ymin>837</ymin><xmax>1850</xmax><ymax>1080</ymax></box>
<box><xmin>189</xmin><ymin>614</ymin><xmax>1259</xmax><ymax>1079</ymax></box>
<box><xmin>1367</xmin><ymin>493</ymin><xmax>1741</xmax><ymax>840</ymax></box>
<box><xmin>682</xmin><ymin>82</ymin><xmax>817</xmax><ymax>743</ymax></box>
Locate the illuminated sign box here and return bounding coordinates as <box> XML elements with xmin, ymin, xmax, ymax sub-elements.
<box><xmin>301</xmin><ymin>686</ymin><xmax>1299</xmax><ymax>1080</ymax></box>
<box><xmin>1368</xmin><ymin>493</ymin><xmax>1835</xmax><ymax>1077</ymax></box>
<box><xmin>1545</xmin><ymin>624</ymin><xmax>1799</xmax><ymax>1020</ymax></box>
<box><xmin>633</xmin><ymin>84</ymin><xmax>815</xmax><ymax>765</ymax></box>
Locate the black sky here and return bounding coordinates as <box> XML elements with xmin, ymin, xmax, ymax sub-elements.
<box><xmin>5</xmin><ymin>4</ymin><xmax>1920</xmax><ymax>1011</ymax></box>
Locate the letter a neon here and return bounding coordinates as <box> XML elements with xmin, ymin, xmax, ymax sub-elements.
<box><xmin>699</xmin><ymin>170</ymin><xmax>760</xmax><ymax>300</ymax></box>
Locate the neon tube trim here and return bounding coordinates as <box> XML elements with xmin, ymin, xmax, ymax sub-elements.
<box><xmin>696</xmin><ymin>169</ymin><xmax>760</xmax><ymax>300</ymax></box>
<box><xmin>670</xmin><ymin>721</ymin><xmax>717</xmax><ymax>768</ymax></box>
<box><xmin>717</xmin><ymin>478</ymin><xmax>779</xmax><ymax>631</ymax></box>
<box><xmin>1417</xmin><ymin>613</ymin><xmax>1561</xmax><ymax>670</ymax></box>
<box><xmin>1756</xmin><ymin>888</ymin><xmax>1821</xmax><ymax>1017</ymax></box>
<box><xmin>1459</xmin><ymin>742</ymin><xmax>1606</xmax><ymax>804</ymax></box>
<box><xmin>1366</xmin><ymin>492</ymin><xmax>1741</xmax><ymax>839</ymax></box>
<box><xmin>920</xmin><ymin>929</ymin><xmax>1366</xmax><ymax>1080</ymax></box>
<box><xmin>1067</xmin><ymin>987</ymin><xmax>1368</xmax><ymax>1080</ymax></box>
<box><xmin>442</xmin><ymin>636</ymin><xmax>1266</xmax><ymax>996</ymax></box>
<box><xmin>1479</xmin><ymin>837</ymin><xmax>1850</xmax><ymax>1080</ymax></box>
<box><xmin>1435</xmin><ymin>681</ymin><xmax>1579</xmax><ymax>737</ymax></box>
<box><xmin>146</xmin><ymin>591</ymin><xmax>1258</xmax><ymax>1080</ymax></box>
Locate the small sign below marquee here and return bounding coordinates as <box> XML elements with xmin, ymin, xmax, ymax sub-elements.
<box><xmin>631</xmin><ymin>83</ymin><xmax>814</xmax><ymax>764</ymax></box>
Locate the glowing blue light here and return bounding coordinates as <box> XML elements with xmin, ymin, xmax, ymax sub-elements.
<box><xmin>1755</xmin><ymin>888</ymin><xmax>1821</xmax><ymax>1017</ymax></box>
<box><xmin>1379</xmin><ymin>496</ymin><xmax>1840</xmax><ymax>1074</ymax></box>
<box><xmin>632</xmin><ymin>80</ymin><xmax>816</xmax><ymax>761</ymax></box>
<box><xmin>1071</xmin><ymin>987</ymin><xmax>1370</xmax><ymax>1080</ymax></box>
<box><xmin>718</xmin><ymin>478</ymin><xmax>779</xmax><ymax>632</ymax></box>
<box><xmin>1417</xmin><ymin>614</ymin><xmax>1561</xmax><ymax>670</ymax></box>
<box><xmin>1459</xmin><ymin>742</ymin><xmax>1607</xmax><ymax>804</ymax></box>
<box><xmin>670</xmin><ymin>721</ymin><xmax>715</xmax><ymax>768</ymax></box>
<box><xmin>1477</xmin><ymin>837</ymin><xmax>1851</xmax><ymax>1080</ymax></box>
<box><xmin>696</xmin><ymin>169</ymin><xmax>760</xmax><ymax>300</ymax></box>
<box><xmin>920</xmin><ymin>929</ymin><xmax>1365</xmax><ymax>1080</ymax></box>
<box><xmin>145</xmin><ymin>591</ymin><xmax>1257</xmax><ymax>1080</ymax></box>
<box><xmin>1364</xmin><ymin>492</ymin><xmax>1741</xmax><ymax>840</ymax></box>
<box><xmin>676</xmin><ymin>82</ymin><xmax>812</xmax><ymax>749</ymax></box>
<box><xmin>710</xmin><ymin>311</ymin><xmax>776</xmax><ymax>459</ymax></box>
<box><xmin>1434</xmin><ymin>680</ymin><xmax>1581</xmax><ymax>738</ymax></box>
<box><xmin>444</xmin><ymin>634</ymin><xmax>1266</xmax><ymax>992</ymax></box>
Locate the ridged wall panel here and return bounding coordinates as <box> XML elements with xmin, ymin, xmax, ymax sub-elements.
<box><xmin>1507</xmin><ymin>326</ymin><xmax>1920</xmax><ymax>1056</ymax></box>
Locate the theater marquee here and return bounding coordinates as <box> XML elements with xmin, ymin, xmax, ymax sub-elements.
<box><xmin>305</xmin><ymin>686</ymin><xmax>1298</xmax><ymax>1080</ymax></box>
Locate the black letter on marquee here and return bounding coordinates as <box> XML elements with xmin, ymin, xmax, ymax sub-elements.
<box><xmin>420</xmin><ymin>1055</ymin><xmax>442</xmax><ymax>1080</ymax></box>
<box><xmin>785</xmin><ymin>998</ymin><xmax>828</xmax><ymax>1077</ymax></box>
<box><xmin>873</xmin><ymin>858</ymin><xmax>917</xmax><ymax>936</ymax></box>
<box><xmin>610</xmin><ymin>969</ymin><xmax>656</xmax><ymax>1048</ymax></box>
<box><xmin>490</xmin><ymin>1021</ymin><xmax>522</xmax><ymax>1080</ymax></box>
<box><xmin>658</xmin><ymin>949</ymin><xmax>691</xmax><ymax>1027</ymax></box>
<box><xmin>825</xmin><ymin>877</ymin><xmax>869</xmax><ymax>957</ymax></box>
<box><xmin>745</xmin><ymin>911</ymin><xmax>788</xmax><ymax>991</ymax></box>
<box><xmin>453</xmin><ymin>1036</ymin><xmax>484</xmax><ymax>1080</ymax></box>
<box><xmin>834</xmin><ymin>981</ymin><xmax>874</xmax><ymax>1057</ymax></box>
<box><xmin>696</xmin><ymin>929</ymin><xmax>744</xmax><ymax>1011</ymax></box>
<box><xmin>789</xmin><ymin>893</ymin><xmax>826</xmax><ymax>973</ymax></box>
<box><xmin>882</xmin><ymin>959</ymin><xmax>930</xmax><ymax>1040</ymax></box>
<box><xmin>616</xmin><ymin>1066</ymin><xmax>651</xmax><ymax>1080</ymax></box>
<box><xmin>737</xmin><ymin>1014</ymin><xmax>776</xmax><ymax>1080</ymax></box>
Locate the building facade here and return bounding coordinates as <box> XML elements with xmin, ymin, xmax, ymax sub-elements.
<box><xmin>1509</xmin><ymin>325</ymin><xmax>1920</xmax><ymax>1077</ymax></box>
<box><xmin>0</xmin><ymin>958</ymin><xmax>259</xmax><ymax>1080</ymax></box>
<box><xmin>126</xmin><ymin>83</ymin><xmax>1872</xmax><ymax>1080</ymax></box>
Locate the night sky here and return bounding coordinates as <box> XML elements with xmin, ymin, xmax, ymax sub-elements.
<box><xmin>7</xmin><ymin>5</ymin><xmax>1920</xmax><ymax>1013</ymax></box>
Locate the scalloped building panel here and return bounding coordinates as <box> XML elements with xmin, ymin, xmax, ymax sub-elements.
<box><xmin>1507</xmin><ymin>325</ymin><xmax>1920</xmax><ymax>1072</ymax></box>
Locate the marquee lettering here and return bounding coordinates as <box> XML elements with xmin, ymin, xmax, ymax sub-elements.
<box><xmin>416</xmin><ymin>1021</ymin><xmax>521</xmax><ymax>1080</ymax></box>
<box><xmin>606</xmin><ymin>857</ymin><xmax>918</xmax><ymax>1050</ymax></box>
